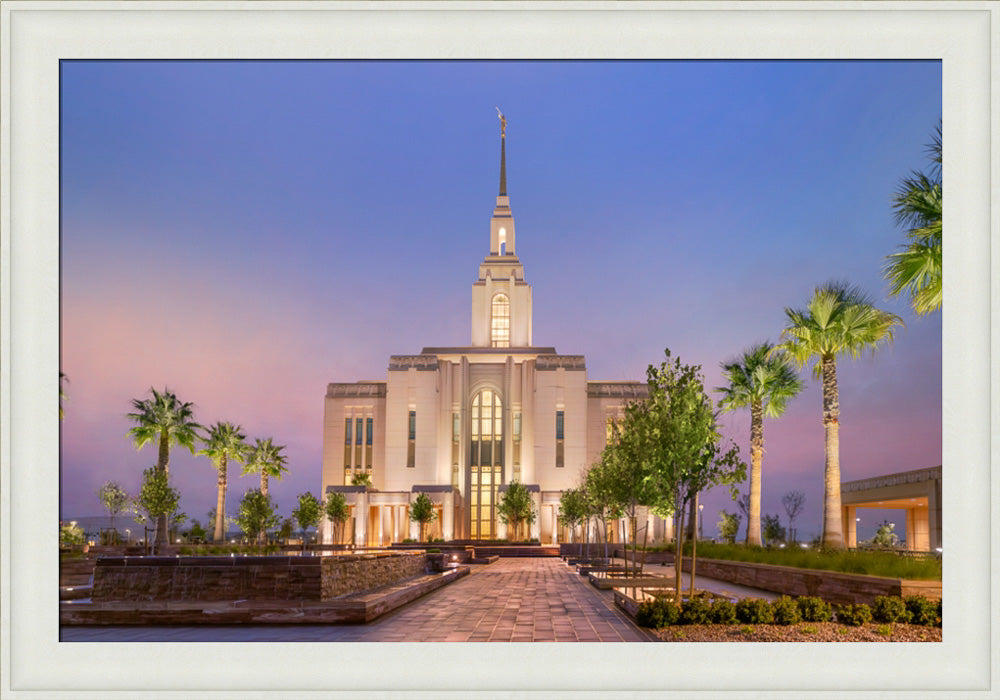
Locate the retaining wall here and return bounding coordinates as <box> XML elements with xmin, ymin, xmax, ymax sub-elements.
<box><xmin>615</xmin><ymin>551</ymin><xmax>940</xmax><ymax>604</ymax></box>
<box><xmin>92</xmin><ymin>552</ymin><xmax>426</xmax><ymax>602</ymax></box>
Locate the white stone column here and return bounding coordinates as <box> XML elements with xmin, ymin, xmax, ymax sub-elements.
<box><xmin>530</xmin><ymin>492</ymin><xmax>542</xmax><ymax>541</ymax></box>
<box><xmin>444</xmin><ymin>491</ymin><xmax>455</xmax><ymax>540</ymax></box>
<box><xmin>356</xmin><ymin>492</ymin><xmax>368</xmax><ymax>547</ymax></box>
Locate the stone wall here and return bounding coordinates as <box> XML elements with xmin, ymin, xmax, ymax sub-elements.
<box><xmin>321</xmin><ymin>552</ymin><xmax>425</xmax><ymax>599</ymax></box>
<box><xmin>674</xmin><ymin>556</ymin><xmax>941</xmax><ymax>605</ymax></box>
<box><xmin>92</xmin><ymin>552</ymin><xmax>426</xmax><ymax>602</ymax></box>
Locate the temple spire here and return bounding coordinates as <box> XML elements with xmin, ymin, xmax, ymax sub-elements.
<box><xmin>496</xmin><ymin>107</ymin><xmax>507</xmax><ymax>196</ymax></box>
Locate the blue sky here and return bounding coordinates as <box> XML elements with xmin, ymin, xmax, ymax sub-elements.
<box><xmin>60</xmin><ymin>60</ymin><xmax>941</xmax><ymax>542</ymax></box>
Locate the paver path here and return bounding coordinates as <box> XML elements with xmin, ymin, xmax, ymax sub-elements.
<box><xmin>61</xmin><ymin>558</ymin><xmax>656</xmax><ymax>642</ymax></box>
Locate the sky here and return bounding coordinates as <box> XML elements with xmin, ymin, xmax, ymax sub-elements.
<box><xmin>60</xmin><ymin>60</ymin><xmax>942</xmax><ymax>543</ymax></box>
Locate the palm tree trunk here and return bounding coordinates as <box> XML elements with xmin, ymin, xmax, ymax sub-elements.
<box><xmin>156</xmin><ymin>433</ymin><xmax>170</xmax><ymax>549</ymax></box>
<box><xmin>821</xmin><ymin>356</ymin><xmax>845</xmax><ymax>549</ymax></box>
<box><xmin>213</xmin><ymin>458</ymin><xmax>227</xmax><ymax>542</ymax></box>
<box><xmin>747</xmin><ymin>400</ymin><xmax>764</xmax><ymax>546</ymax></box>
<box><xmin>261</xmin><ymin>471</ymin><xmax>268</xmax><ymax>498</ymax></box>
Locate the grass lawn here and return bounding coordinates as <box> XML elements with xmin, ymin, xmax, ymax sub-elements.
<box><xmin>649</xmin><ymin>542</ymin><xmax>941</xmax><ymax>580</ymax></box>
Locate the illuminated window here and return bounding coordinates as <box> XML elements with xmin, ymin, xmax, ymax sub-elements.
<box><xmin>344</xmin><ymin>417</ymin><xmax>352</xmax><ymax>470</ymax></box>
<box><xmin>365</xmin><ymin>417</ymin><xmax>373</xmax><ymax>469</ymax></box>
<box><xmin>470</xmin><ymin>390</ymin><xmax>503</xmax><ymax>539</ymax></box>
<box><xmin>407</xmin><ymin>410</ymin><xmax>416</xmax><ymax>468</ymax></box>
<box><xmin>490</xmin><ymin>294</ymin><xmax>510</xmax><ymax>348</ymax></box>
<box><xmin>556</xmin><ymin>410</ymin><xmax>565</xmax><ymax>468</ymax></box>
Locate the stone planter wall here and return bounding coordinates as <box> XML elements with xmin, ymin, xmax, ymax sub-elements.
<box><xmin>321</xmin><ymin>552</ymin><xmax>426</xmax><ymax>599</ymax></box>
<box><xmin>92</xmin><ymin>552</ymin><xmax>427</xmax><ymax>602</ymax></box>
<box><xmin>616</xmin><ymin>552</ymin><xmax>941</xmax><ymax>604</ymax></box>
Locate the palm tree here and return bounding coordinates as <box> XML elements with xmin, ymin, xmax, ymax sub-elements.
<box><xmin>198</xmin><ymin>422</ymin><xmax>248</xmax><ymax>542</ymax></box>
<box><xmin>884</xmin><ymin>121</ymin><xmax>942</xmax><ymax>316</ymax></box>
<box><xmin>242</xmin><ymin>437</ymin><xmax>288</xmax><ymax>497</ymax></box>
<box><xmin>776</xmin><ymin>282</ymin><xmax>902</xmax><ymax>549</ymax></box>
<box><xmin>127</xmin><ymin>387</ymin><xmax>200</xmax><ymax>547</ymax></box>
<box><xmin>59</xmin><ymin>372</ymin><xmax>69</xmax><ymax>420</ymax></box>
<box><xmin>717</xmin><ymin>342</ymin><xmax>803</xmax><ymax>546</ymax></box>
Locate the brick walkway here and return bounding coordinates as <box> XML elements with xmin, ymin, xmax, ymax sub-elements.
<box><xmin>61</xmin><ymin>558</ymin><xmax>655</xmax><ymax>642</ymax></box>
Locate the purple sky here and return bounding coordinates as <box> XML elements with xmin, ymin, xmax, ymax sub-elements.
<box><xmin>60</xmin><ymin>60</ymin><xmax>941</xmax><ymax>542</ymax></box>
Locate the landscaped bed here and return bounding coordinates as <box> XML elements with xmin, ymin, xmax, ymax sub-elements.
<box><xmin>652</xmin><ymin>622</ymin><xmax>941</xmax><ymax>643</ymax></box>
<box><xmin>620</xmin><ymin>588</ymin><xmax>942</xmax><ymax>643</ymax></box>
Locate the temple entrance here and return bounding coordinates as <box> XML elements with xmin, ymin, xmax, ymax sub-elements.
<box><xmin>468</xmin><ymin>389</ymin><xmax>503</xmax><ymax>540</ymax></box>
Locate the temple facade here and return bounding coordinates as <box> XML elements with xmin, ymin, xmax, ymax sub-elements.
<box><xmin>319</xmin><ymin>116</ymin><xmax>669</xmax><ymax>545</ymax></box>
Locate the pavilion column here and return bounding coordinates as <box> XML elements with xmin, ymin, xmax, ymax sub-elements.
<box><xmin>906</xmin><ymin>509</ymin><xmax>916</xmax><ymax>551</ymax></box>
<box><xmin>845</xmin><ymin>506</ymin><xmax>857</xmax><ymax>548</ymax></box>
<box><xmin>929</xmin><ymin>480</ymin><xmax>942</xmax><ymax>551</ymax></box>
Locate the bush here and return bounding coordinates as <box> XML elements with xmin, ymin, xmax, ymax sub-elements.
<box><xmin>904</xmin><ymin>595</ymin><xmax>940</xmax><ymax>627</ymax></box>
<box><xmin>709</xmin><ymin>599</ymin><xmax>738</xmax><ymax>624</ymax></box>
<box><xmin>636</xmin><ymin>598</ymin><xmax>680</xmax><ymax>628</ymax></box>
<box><xmin>771</xmin><ymin>596</ymin><xmax>801</xmax><ymax>625</ymax></box>
<box><xmin>871</xmin><ymin>596</ymin><xmax>912</xmax><ymax>624</ymax></box>
<box><xmin>736</xmin><ymin>598</ymin><xmax>774</xmax><ymax>624</ymax></box>
<box><xmin>796</xmin><ymin>596</ymin><xmax>832</xmax><ymax>622</ymax></box>
<box><xmin>936</xmin><ymin>598</ymin><xmax>942</xmax><ymax>628</ymax></box>
<box><xmin>679</xmin><ymin>597</ymin><xmax>713</xmax><ymax>625</ymax></box>
<box><xmin>836</xmin><ymin>603</ymin><xmax>873</xmax><ymax>626</ymax></box>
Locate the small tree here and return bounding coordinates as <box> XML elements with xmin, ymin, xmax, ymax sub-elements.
<box><xmin>186</xmin><ymin>518</ymin><xmax>208</xmax><ymax>543</ymax></box>
<box><xmin>761</xmin><ymin>514</ymin><xmax>786</xmax><ymax>546</ymax></box>
<box><xmin>292</xmin><ymin>491</ymin><xmax>322</xmax><ymax>551</ymax></box>
<box><xmin>870</xmin><ymin>520</ymin><xmax>900</xmax><ymax>549</ymax></box>
<box><xmin>350</xmin><ymin>472</ymin><xmax>372</xmax><ymax>487</ymax></box>
<box><xmin>325</xmin><ymin>493</ymin><xmax>351</xmax><ymax>545</ymax></box>
<box><xmin>642</xmin><ymin>349</ymin><xmax>746</xmax><ymax>606</ymax></box>
<box><xmin>736</xmin><ymin>492</ymin><xmax>751</xmax><ymax>543</ymax></box>
<box><xmin>558</xmin><ymin>487</ymin><xmax>587</xmax><ymax>556</ymax></box>
<box><xmin>277</xmin><ymin>517</ymin><xmax>295</xmax><ymax>544</ymax></box>
<box><xmin>409</xmin><ymin>492</ymin><xmax>437</xmax><ymax>542</ymax></box>
<box><xmin>781</xmin><ymin>490</ymin><xmax>806</xmax><ymax>543</ymax></box>
<box><xmin>133</xmin><ymin>467</ymin><xmax>181</xmax><ymax>554</ymax></box>
<box><xmin>497</xmin><ymin>480</ymin><xmax>537</xmax><ymax>542</ymax></box>
<box><xmin>236</xmin><ymin>488</ymin><xmax>278</xmax><ymax>549</ymax></box>
<box><xmin>60</xmin><ymin>521</ymin><xmax>85</xmax><ymax>546</ymax></box>
<box><xmin>718</xmin><ymin>510</ymin><xmax>741</xmax><ymax>544</ymax></box>
<box><xmin>97</xmin><ymin>481</ymin><xmax>131</xmax><ymax>543</ymax></box>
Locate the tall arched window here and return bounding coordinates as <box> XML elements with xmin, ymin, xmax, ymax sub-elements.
<box><xmin>470</xmin><ymin>389</ymin><xmax>503</xmax><ymax>539</ymax></box>
<box><xmin>491</xmin><ymin>294</ymin><xmax>510</xmax><ymax>347</ymax></box>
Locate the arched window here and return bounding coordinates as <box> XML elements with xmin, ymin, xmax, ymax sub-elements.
<box><xmin>491</xmin><ymin>294</ymin><xmax>510</xmax><ymax>347</ymax></box>
<box><xmin>470</xmin><ymin>389</ymin><xmax>503</xmax><ymax>539</ymax></box>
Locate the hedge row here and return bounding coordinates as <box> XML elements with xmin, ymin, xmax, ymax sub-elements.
<box><xmin>636</xmin><ymin>594</ymin><xmax>942</xmax><ymax>629</ymax></box>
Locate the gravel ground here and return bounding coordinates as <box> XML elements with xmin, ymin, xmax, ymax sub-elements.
<box><xmin>652</xmin><ymin>622</ymin><xmax>942</xmax><ymax>642</ymax></box>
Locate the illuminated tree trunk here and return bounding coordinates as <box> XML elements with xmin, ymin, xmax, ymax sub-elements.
<box><xmin>821</xmin><ymin>356</ymin><xmax>845</xmax><ymax>549</ymax></box>
<box><xmin>156</xmin><ymin>431</ymin><xmax>170</xmax><ymax>549</ymax></box>
<box><xmin>213</xmin><ymin>458</ymin><xmax>227</xmax><ymax>542</ymax></box>
<box><xmin>747</xmin><ymin>400</ymin><xmax>763</xmax><ymax>546</ymax></box>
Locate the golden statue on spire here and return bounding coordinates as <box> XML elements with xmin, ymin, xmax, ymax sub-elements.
<box><xmin>496</xmin><ymin>106</ymin><xmax>507</xmax><ymax>137</ymax></box>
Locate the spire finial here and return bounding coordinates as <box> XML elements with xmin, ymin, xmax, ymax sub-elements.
<box><xmin>496</xmin><ymin>106</ymin><xmax>507</xmax><ymax>196</ymax></box>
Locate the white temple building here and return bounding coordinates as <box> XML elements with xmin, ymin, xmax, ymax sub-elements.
<box><xmin>319</xmin><ymin>115</ymin><xmax>670</xmax><ymax>545</ymax></box>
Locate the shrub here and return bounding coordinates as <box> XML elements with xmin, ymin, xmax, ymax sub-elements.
<box><xmin>426</xmin><ymin>548</ymin><xmax>441</xmax><ymax>553</ymax></box>
<box><xmin>771</xmin><ymin>596</ymin><xmax>801</xmax><ymax>625</ymax></box>
<box><xmin>736</xmin><ymin>598</ymin><xmax>774</xmax><ymax>624</ymax></box>
<box><xmin>936</xmin><ymin>598</ymin><xmax>942</xmax><ymax>628</ymax></box>
<box><xmin>709</xmin><ymin>599</ymin><xmax>738</xmax><ymax>624</ymax></box>
<box><xmin>636</xmin><ymin>598</ymin><xmax>680</xmax><ymax>628</ymax></box>
<box><xmin>679</xmin><ymin>597</ymin><xmax>713</xmax><ymax>625</ymax></box>
<box><xmin>904</xmin><ymin>595</ymin><xmax>939</xmax><ymax>627</ymax></box>
<box><xmin>871</xmin><ymin>596</ymin><xmax>912</xmax><ymax>624</ymax></box>
<box><xmin>836</xmin><ymin>603</ymin><xmax>873</xmax><ymax>626</ymax></box>
<box><xmin>796</xmin><ymin>596</ymin><xmax>832</xmax><ymax>622</ymax></box>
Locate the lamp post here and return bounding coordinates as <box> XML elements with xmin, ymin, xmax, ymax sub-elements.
<box><xmin>855</xmin><ymin>516</ymin><xmax>861</xmax><ymax>547</ymax></box>
<box><xmin>698</xmin><ymin>503</ymin><xmax>704</xmax><ymax>540</ymax></box>
<box><xmin>125</xmin><ymin>528</ymin><xmax>131</xmax><ymax>544</ymax></box>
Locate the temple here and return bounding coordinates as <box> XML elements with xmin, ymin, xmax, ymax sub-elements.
<box><xmin>319</xmin><ymin>114</ymin><xmax>671</xmax><ymax>544</ymax></box>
